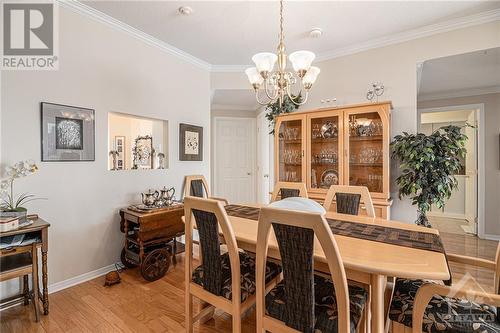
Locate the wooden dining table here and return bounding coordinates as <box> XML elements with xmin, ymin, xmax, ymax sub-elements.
<box><xmin>223</xmin><ymin>206</ymin><xmax>451</xmax><ymax>333</ymax></box>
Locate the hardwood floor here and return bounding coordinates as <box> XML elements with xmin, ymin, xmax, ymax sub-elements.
<box><xmin>0</xmin><ymin>254</ymin><xmax>258</xmax><ymax>333</ymax></box>
<box><xmin>1</xmin><ymin>226</ymin><xmax>498</xmax><ymax>333</ymax></box>
<box><xmin>431</xmin><ymin>216</ymin><xmax>498</xmax><ymax>293</ymax></box>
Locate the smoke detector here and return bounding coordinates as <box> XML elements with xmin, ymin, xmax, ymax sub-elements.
<box><xmin>178</xmin><ymin>6</ymin><xmax>193</xmax><ymax>16</ymax></box>
<box><xmin>309</xmin><ymin>28</ymin><xmax>323</xmax><ymax>38</ymax></box>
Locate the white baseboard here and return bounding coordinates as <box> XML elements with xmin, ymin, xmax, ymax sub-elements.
<box><xmin>1</xmin><ymin>263</ymin><xmax>118</xmax><ymax>312</ymax></box>
<box><xmin>481</xmin><ymin>234</ymin><xmax>500</xmax><ymax>241</ymax></box>
<box><xmin>427</xmin><ymin>211</ymin><xmax>467</xmax><ymax>220</ymax></box>
<box><xmin>49</xmin><ymin>263</ymin><xmax>118</xmax><ymax>294</ymax></box>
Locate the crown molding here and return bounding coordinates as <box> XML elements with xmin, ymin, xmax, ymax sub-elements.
<box><xmin>57</xmin><ymin>1</ymin><xmax>499</xmax><ymax>73</ymax></box>
<box><xmin>212</xmin><ymin>8</ymin><xmax>500</xmax><ymax>72</ymax></box>
<box><xmin>211</xmin><ymin>64</ymin><xmax>250</xmax><ymax>73</ymax></box>
<box><xmin>418</xmin><ymin>85</ymin><xmax>500</xmax><ymax>102</ymax></box>
<box><xmin>57</xmin><ymin>0</ymin><xmax>211</xmax><ymax>70</ymax></box>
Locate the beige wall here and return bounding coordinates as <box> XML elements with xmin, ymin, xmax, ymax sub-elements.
<box><xmin>418</xmin><ymin>93</ymin><xmax>500</xmax><ymax>237</ymax></box>
<box><xmin>1</xmin><ymin>7</ymin><xmax>210</xmax><ymax>295</ymax></box>
<box><xmin>211</xmin><ymin>21</ymin><xmax>500</xmax><ymax>223</ymax></box>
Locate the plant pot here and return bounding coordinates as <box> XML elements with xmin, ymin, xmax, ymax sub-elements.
<box><xmin>0</xmin><ymin>210</ymin><xmax>27</xmax><ymax>223</ymax></box>
<box><xmin>416</xmin><ymin>209</ymin><xmax>431</xmax><ymax>228</ymax></box>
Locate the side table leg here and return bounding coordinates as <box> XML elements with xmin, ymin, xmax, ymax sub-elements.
<box><xmin>23</xmin><ymin>275</ymin><xmax>29</xmax><ymax>305</ymax></box>
<box><xmin>42</xmin><ymin>250</ymin><xmax>49</xmax><ymax>315</ymax></box>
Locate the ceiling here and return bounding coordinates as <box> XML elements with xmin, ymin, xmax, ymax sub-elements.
<box><xmin>419</xmin><ymin>47</ymin><xmax>500</xmax><ymax>99</ymax></box>
<box><xmin>84</xmin><ymin>1</ymin><xmax>500</xmax><ymax>66</ymax></box>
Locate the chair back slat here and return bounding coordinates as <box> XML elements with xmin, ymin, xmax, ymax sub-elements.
<box><xmin>190</xmin><ymin>179</ymin><xmax>205</xmax><ymax>198</ymax></box>
<box><xmin>192</xmin><ymin>209</ymin><xmax>222</xmax><ymax>295</ymax></box>
<box><xmin>256</xmin><ymin>207</ymin><xmax>351</xmax><ymax>333</ymax></box>
<box><xmin>335</xmin><ymin>193</ymin><xmax>361</xmax><ymax>215</ymax></box>
<box><xmin>324</xmin><ymin>185</ymin><xmax>375</xmax><ymax>217</ymax></box>
<box><xmin>184</xmin><ymin>175</ymin><xmax>210</xmax><ymax>199</ymax></box>
<box><xmin>279</xmin><ymin>188</ymin><xmax>300</xmax><ymax>199</ymax></box>
<box><xmin>271</xmin><ymin>182</ymin><xmax>308</xmax><ymax>202</ymax></box>
<box><xmin>271</xmin><ymin>223</ymin><xmax>315</xmax><ymax>331</ymax></box>
<box><xmin>184</xmin><ymin>197</ymin><xmax>242</xmax><ymax>303</ymax></box>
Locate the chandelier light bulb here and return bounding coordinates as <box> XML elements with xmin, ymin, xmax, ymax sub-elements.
<box><xmin>246</xmin><ymin>0</ymin><xmax>319</xmax><ymax>107</ymax></box>
<box><xmin>289</xmin><ymin>50</ymin><xmax>316</xmax><ymax>73</ymax></box>
<box><xmin>302</xmin><ymin>66</ymin><xmax>320</xmax><ymax>87</ymax></box>
<box><xmin>245</xmin><ymin>67</ymin><xmax>264</xmax><ymax>87</ymax></box>
<box><xmin>251</xmin><ymin>52</ymin><xmax>278</xmax><ymax>75</ymax></box>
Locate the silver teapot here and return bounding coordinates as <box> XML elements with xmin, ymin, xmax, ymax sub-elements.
<box><xmin>141</xmin><ymin>189</ymin><xmax>159</xmax><ymax>207</ymax></box>
<box><xmin>159</xmin><ymin>186</ymin><xmax>175</xmax><ymax>206</ymax></box>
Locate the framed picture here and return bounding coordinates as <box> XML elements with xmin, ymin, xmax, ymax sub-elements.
<box><xmin>41</xmin><ymin>102</ymin><xmax>95</xmax><ymax>161</ymax></box>
<box><xmin>179</xmin><ymin>123</ymin><xmax>203</xmax><ymax>161</ymax></box>
<box><xmin>132</xmin><ymin>135</ymin><xmax>153</xmax><ymax>169</ymax></box>
<box><xmin>115</xmin><ymin>136</ymin><xmax>125</xmax><ymax>170</ymax></box>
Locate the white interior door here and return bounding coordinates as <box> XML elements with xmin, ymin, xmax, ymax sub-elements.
<box><xmin>214</xmin><ymin>117</ymin><xmax>256</xmax><ymax>204</ymax></box>
<box><xmin>464</xmin><ymin>110</ymin><xmax>478</xmax><ymax>233</ymax></box>
<box><xmin>419</xmin><ymin>109</ymin><xmax>479</xmax><ymax>234</ymax></box>
<box><xmin>257</xmin><ymin>112</ymin><xmax>270</xmax><ymax>204</ymax></box>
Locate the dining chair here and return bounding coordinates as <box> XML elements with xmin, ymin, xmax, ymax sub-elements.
<box><xmin>255</xmin><ymin>206</ymin><xmax>368</xmax><ymax>333</ymax></box>
<box><xmin>184</xmin><ymin>196</ymin><xmax>282</xmax><ymax>333</ymax></box>
<box><xmin>0</xmin><ymin>243</ymin><xmax>40</xmax><ymax>322</ymax></box>
<box><xmin>270</xmin><ymin>181</ymin><xmax>308</xmax><ymax>202</ymax></box>
<box><xmin>389</xmin><ymin>242</ymin><xmax>500</xmax><ymax>333</ymax></box>
<box><xmin>323</xmin><ymin>185</ymin><xmax>375</xmax><ymax>217</ymax></box>
<box><xmin>183</xmin><ymin>174</ymin><xmax>228</xmax><ymax>204</ymax></box>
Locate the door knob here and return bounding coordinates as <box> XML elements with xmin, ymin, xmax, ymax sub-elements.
<box><xmin>264</xmin><ymin>174</ymin><xmax>269</xmax><ymax>178</ymax></box>
<box><xmin>247</xmin><ymin>172</ymin><xmax>252</xmax><ymax>176</ymax></box>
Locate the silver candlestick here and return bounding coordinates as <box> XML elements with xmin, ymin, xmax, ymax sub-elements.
<box><xmin>157</xmin><ymin>152</ymin><xmax>165</xmax><ymax>169</ymax></box>
<box><xmin>109</xmin><ymin>150</ymin><xmax>119</xmax><ymax>170</ymax></box>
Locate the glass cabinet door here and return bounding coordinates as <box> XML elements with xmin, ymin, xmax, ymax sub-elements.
<box><xmin>307</xmin><ymin>112</ymin><xmax>343</xmax><ymax>191</ymax></box>
<box><xmin>346</xmin><ymin>111</ymin><xmax>385</xmax><ymax>195</ymax></box>
<box><xmin>276</xmin><ymin>117</ymin><xmax>304</xmax><ymax>183</ymax></box>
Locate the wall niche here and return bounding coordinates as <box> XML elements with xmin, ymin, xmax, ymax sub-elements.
<box><xmin>108</xmin><ymin>112</ymin><xmax>168</xmax><ymax>171</ymax></box>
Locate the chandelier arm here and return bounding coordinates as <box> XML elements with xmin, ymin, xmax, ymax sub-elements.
<box><xmin>284</xmin><ymin>75</ymin><xmax>308</xmax><ymax>106</ymax></box>
<box><xmin>255</xmin><ymin>89</ymin><xmax>273</xmax><ymax>106</ymax></box>
<box><xmin>286</xmin><ymin>84</ymin><xmax>309</xmax><ymax>106</ymax></box>
<box><xmin>264</xmin><ymin>77</ymin><xmax>279</xmax><ymax>101</ymax></box>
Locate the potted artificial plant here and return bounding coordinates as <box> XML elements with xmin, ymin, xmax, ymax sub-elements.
<box><xmin>1</xmin><ymin>161</ymin><xmax>41</xmax><ymax>216</ymax></box>
<box><xmin>391</xmin><ymin>125</ymin><xmax>469</xmax><ymax>227</ymax></box>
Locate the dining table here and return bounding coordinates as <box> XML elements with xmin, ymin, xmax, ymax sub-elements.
<box><xmin>221</xmin><ymin>204</ymin><xmax>451</xmax><ymax>333</ymax></box>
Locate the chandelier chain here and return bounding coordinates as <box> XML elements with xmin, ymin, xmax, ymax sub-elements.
<box><xmin>247</xmin><ymin>0</ymin><xmax>318</xmax><ymax>107</ymax></box>
<box><xmin>279</xmin><ymin>0</ymin><xmax>284</xmax><ymax>47</ymax></box>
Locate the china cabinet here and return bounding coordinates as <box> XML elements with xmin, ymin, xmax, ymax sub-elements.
<box><xmin>274</xmin><ymin>101</ymin><xmax>393</xmax><ymax>218</ymax></box>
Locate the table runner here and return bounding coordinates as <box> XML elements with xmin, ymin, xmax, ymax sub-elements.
<box><xmin>225</xmin><ymin>204</ymin><xmax>451</xmax><ymax>284</ymax></box>
<box><xmin>224</xmin><ymin>204</ymin><xmax>446</xmax><ymax>255</ymax></box>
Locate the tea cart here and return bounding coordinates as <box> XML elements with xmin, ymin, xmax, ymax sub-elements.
<box><xmin>119</xmin><ymin>203</ymin><xmax>184</xmax><ymax>281</ymax></box>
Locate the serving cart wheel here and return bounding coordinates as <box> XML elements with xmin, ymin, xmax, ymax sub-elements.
<box><xmin>140</xmin><ymin>248</ymin><xmax>171</xmax><ymax>281</ymax></box>
<box><xmin>120</xmin><ymin>248</ymin><xmax>138</xmax><ymax>269</ymax></box>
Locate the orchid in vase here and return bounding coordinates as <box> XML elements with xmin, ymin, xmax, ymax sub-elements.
<box><xmin>1</xmin><ymin>160</ymin><xmax>41</xmax><ymax>212</ymax></box>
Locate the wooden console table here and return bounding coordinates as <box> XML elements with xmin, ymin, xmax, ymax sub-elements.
<box><xmin>0</xmin><ymin>218</ymin><xmax>50</xmax><ymax>315</ymax></box>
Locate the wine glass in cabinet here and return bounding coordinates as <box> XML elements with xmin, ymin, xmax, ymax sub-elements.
<box><xmin>344</xmin><ymin>106</ymin><xmax>390</xmax><ymax>199</ymax></box>
<box><xmin>275</xmin><ymin>115</ymin><xmax>306</xmax><ymax>183</ymax></box>
<box><xmin>306</xmin><ymin>110</ymin><xmax>344</xmax><ymax>193</ymax></box>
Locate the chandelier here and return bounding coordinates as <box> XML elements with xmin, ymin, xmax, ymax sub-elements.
<box><xmin>245</xmin><ymin>0</ymin><xmax>320</xmax><ymax>107</ymax></box>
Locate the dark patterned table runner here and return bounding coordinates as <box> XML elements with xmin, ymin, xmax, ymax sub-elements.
<box><xmin>224</xmin><ymin>204</ymin><xmax>446</xmax><ymax>255</ymax></box>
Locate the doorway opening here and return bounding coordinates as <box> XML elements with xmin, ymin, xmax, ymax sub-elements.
<box><xmin>418</xmin><ymin>106</ymin><xmax>481</xmax><ymax>236</ymax></box>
